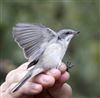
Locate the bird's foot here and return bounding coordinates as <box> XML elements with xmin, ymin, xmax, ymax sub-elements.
<box><xmin>66</xmin><ymin>61</ymin><xmax>74</xmax><ymax>72</ymax></box>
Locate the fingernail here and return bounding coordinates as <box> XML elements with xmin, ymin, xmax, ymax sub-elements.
<box><xmin>43</xmin><ymin>77</ymin><xmax>50</xmax><ymax>83</ymax></box>
<box><xmin>60</xmin><ymin>72</ymin><xmax>70</xmax><ymax>82</ymax></box>
<box><xmin>31</xmin><ymin>83</ymin><xmax>40</xmax><ymax>90</ymax></box>
<box><xmin>59</xmin><ymin>64</ymin><xmax>67</xmax><ymax>73</ymax></box>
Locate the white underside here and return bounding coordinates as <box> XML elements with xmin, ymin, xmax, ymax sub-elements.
<box><xmin>37</xmin><ymin>42</ymin><xmax>66</xmax><ymax>69</ymax></box>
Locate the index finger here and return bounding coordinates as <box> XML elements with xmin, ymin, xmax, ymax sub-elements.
<box><xmin>58</xmin><ymin>63</ymin><xmax>67</xmax><ymax>73</ymax></box>
<box><xmin>17</xmin><ymin>62</ymin><xmax>30</xmax><ymax>71</ymax></box>
<box><xmin>6</xmin><ymin>62</ymin><xmax>29</xmax><ymax>81</ymax></box>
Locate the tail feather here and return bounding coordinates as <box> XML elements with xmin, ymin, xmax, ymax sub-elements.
<box><xmin>11</xmin><ymin>71</ymin><xmax>32</xmax><ymax>93</ymax></box>
<box><xmin>11</xmin><ymin>66</ymin><xmax>44</xmax><ymax>93</ymax></box>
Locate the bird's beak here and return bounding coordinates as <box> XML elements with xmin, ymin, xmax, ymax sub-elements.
<box><xmin>74</xmin><ymin>31</ymin><xmax>80</xmax><ymax>35</ymax></box>
<box><xmin>77</xmin><ymin>31</ymin><xmax>80</xmax><ymax>34</ymax></box>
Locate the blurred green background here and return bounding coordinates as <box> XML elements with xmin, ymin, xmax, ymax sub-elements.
<box><xmin>0</xmin><ymin>0</ymin><xmax>100</xmax><ymax>98</ymax></box>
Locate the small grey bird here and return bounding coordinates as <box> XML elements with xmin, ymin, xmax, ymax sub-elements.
<box><xmin>11</xmin><ymin>23</ymin><xmax>79</xmax><ymax>93</ymax></box>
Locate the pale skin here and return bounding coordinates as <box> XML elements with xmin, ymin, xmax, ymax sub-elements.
<box><xmin>0</xmin><ymin>62</ymin><xmax>72</xmax><ymax>98</ymax></box>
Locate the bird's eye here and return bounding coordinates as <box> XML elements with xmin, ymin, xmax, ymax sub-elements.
<box><xmin>65</xmin><ymin>32</ymin><xmax>71</xmax><ymax>35</ymax></box>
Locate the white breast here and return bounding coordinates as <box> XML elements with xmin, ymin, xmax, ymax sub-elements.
<box><xmin>39</xmin><ymin>43</ymin><xmax>66</xmax><ymax>68</ymax></box>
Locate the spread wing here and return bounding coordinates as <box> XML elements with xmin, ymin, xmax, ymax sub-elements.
<box><xmin>12</xmin><ymin>23</ymin><xmax>57</xmax><ymax>63</ymax></box>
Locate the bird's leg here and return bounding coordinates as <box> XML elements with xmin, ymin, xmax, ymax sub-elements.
<box><xmin>56</xmin><ymin>61</ymin><xmax>74</xmax><ymax>72</ymax></box>
<box><xmin>66</xmin><ymin>61</ymin><xmax>74</xmax><ymax>72</ymax></box>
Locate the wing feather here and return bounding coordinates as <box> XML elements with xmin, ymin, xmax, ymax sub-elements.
<box><xmin>12</xmin><ymin>23</ymin><xmax>57</xmax><ymax>63</ymax></box>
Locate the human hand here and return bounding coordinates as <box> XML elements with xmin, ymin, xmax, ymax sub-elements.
<box><xmin>0</xmin><ymin>62</ymin><xmax>72</xmax><ymax>98</ymax></box>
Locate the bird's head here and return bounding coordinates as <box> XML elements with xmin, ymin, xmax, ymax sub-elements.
<box><xmin>58</xmin><ymin>29</ymin><xmax>80</xmax><ymax>47</ymax></box>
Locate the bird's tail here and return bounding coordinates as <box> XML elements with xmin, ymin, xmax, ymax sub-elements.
<box><xmin>11</xmin><ymin>66</ymin><xmax>44</xmax><ymax>93</ymax></box>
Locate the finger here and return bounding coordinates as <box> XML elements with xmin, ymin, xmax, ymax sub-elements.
<box><xmin>17</xmin><ymin>62</ymin><xmax>30</xmax><ymax>71</ymax></box>
<box><xmin>6</xmin><ymin>70</ymin><xmax>28</xmax><ymax>86</ymax></box>
<box><xmin>46</xmin><ymin>69</ymin><xmax>61</xmax><ymax>80</ymax></box>
<box><xmin>5</xmin><ymin>70</ymin><xmax>17</xmax><ymax>89</ymax></box>
<box><xmin>33</xmin><ymin>74</ymin><xmax>55</xmax><ymax>88</ymax></box>
<box><xmin>1</xmin><ymin>82</ymin><xmax>7</xmax><ymax>92</ymax></box>
<box><xmin>59</xmin><ymin>71</ymin><xmax>70</xmax><ymax>83</ymax></box>
<box><xmin>54</xmin><ymin>71</ymin><xmax>70</xmax><ymax>88</ymax></box>
<box><xmin>48</xmin><ymin>83</ymin><xmax>72</xmax><ymax>98</ymax></box>
<box><xmin>7</xmin><ymin>82</ymin><xmax>43</xmax><ymax>97</ymax></box>
<box><xmin>34</xmin><ymin>90</ymin><xmax>52</xmax><ymax>98</ymax></box>
<box><xmin>6</xmin><ymin>70</ymin><xmax>16</xmax><ymax>81</ymax></box>
<box><xmin>5</xmin><ymin>62</ymin><xmax>29</xmax><ymax>82</ymax></box>
<box><xmin>63</xmin><ymin>83</ymin><xmax>72</xmax><ymax>98</ymax></box>
<box><xmin>59</xmin><ymin>63</ymin><xmax>67</xmax><ymax>73</ymax></box>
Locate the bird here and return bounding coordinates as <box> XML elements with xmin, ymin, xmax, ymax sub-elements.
<box><xmin>11</xmin><ymin>23</ymin><xmax>79</xmax><ymax>93</ymax></box>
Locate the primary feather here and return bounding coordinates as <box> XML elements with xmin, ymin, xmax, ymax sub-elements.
<box><xmin>12</xmin><ymin>23</ymin><xmax>57</xmax><ymax>66</ymax></box>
